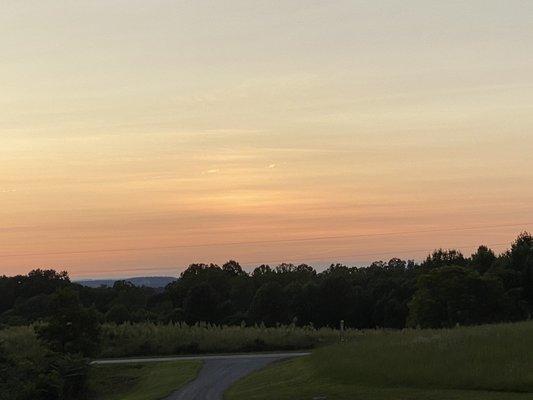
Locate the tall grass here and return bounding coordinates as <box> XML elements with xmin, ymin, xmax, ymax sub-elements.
<box><xmin>98</xmin><ymin>322</ymin><xmax>356</xmax><ymax>357</ymax></box>
<box><xmin>0</xmin><ymin>323</ymin><xmax>357</xmax><ymax>358</ymax></box>
<box><xmin>311</xmin><ymin>321</ymin><xmax>533</xmax><ymax>393</ymax></box>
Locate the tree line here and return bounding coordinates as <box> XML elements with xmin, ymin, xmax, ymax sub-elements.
<box><xmin>1</xmin><ymin>232</ymin><xmax>532</xmax><ymax>331</ymax></box>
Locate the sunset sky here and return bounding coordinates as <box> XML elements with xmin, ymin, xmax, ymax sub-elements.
<box><xmin>1</xmin><ymin>1</ymin><xmax>533</xmax><ymax>278</ymax></box>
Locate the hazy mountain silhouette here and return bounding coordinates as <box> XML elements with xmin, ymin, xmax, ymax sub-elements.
<box><xmin>76</xmin><ymin>276</ymin><xmax>176</xmax><ymax>288</ymax></box>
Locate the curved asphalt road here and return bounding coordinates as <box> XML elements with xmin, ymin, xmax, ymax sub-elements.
<box><xmin>92</xmin><ymin>352</ymin><xmax>310</xmax><ymax>400</ymax></box>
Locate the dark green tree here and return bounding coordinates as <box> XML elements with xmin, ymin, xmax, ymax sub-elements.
<box><xmin>408</xmin><ymin>266</ymin><xmax>507</xmax><ymax>328</ymax></box>
<box><xmin>249</xmin><ymin>282</ymin><xmax>287</xmax><ymax>326</ymax></box>
<box><xmin>507</xmin><ymin>232</ymin><xmax>533</xmax><ymax>310</ymax></box>
<box><xmin>470</xmin><ymin>245</ymin><xmax>497</xmax><ymax>274</ymax></box>
<box><xmin>421</xmin><ymin>249</ymin><xmax>467</xmax><ymax>269</ymax></box>
<box><xmin>37</xmin><ymin>288</ymin><xmax>100</xmax><ymax>357</ymax></box>
<box><xmin>183</xmin><ymin>283</ymin><xmax>219</xmax><ymax>323</ymax></box>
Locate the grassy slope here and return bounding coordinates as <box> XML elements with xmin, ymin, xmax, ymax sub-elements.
<box><xmin>88</xmin><ymin>361</ymin><xmax>201</xmax><ymax>400</ymax></box>
<box><xmin>226</xmin><ymin>321</ymin><xmax>533</xmax><ymax>400</ymax></box>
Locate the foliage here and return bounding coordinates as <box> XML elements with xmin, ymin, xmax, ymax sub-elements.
<box><xmin>0</xmin><ymin>326</ymin><xmax>89</xmax><ymax>400</ymax></box>
<box><xmin>183</xmin><ymin>283</ymin><xmax>219</xmax><ymax>323</ymax></box>
<box><xmin>36</xmin><ymin>288</ymin><xmax>101</xmax><ymax>357</ymax></box>
<box><xmin>0</xmin><ymin>270</ymin><xmax>70</xmax><ymax>323</ymax></box>
<box><xmin>407</xmin><ymin>266</ymin><xmax>509</xmax><ymax>328</ymax></box>
<box><xmin>248</xmin><ymin>282</ymin><xmax>286</xmax><ymax>326</ymax></box>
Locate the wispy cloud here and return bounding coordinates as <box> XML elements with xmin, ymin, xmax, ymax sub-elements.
<box><xmin>268</xmin><ymin>163</ymin><xmax>277</xmax><ymax>169</ymax></box>
<box><xmin>203</xmin><ymin>169</ymin><xmax>220</xmax><ymax>175</ymax></box>
<box><xmin>196</xmin><ymin>129</ymin><xmax>263</xmax><ymax>136</ymax></box>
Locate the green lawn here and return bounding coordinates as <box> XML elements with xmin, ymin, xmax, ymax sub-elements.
<box><xmin>226</xmin><ymin>321</ymin><xmax>533</xmax><ymax>400</ymax></box>
<box><xmin>88</xmin><ymin>361</ymin><xmax>201</xmax><ymax>400</ymax></box>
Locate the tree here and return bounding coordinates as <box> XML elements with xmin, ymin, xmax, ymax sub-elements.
<box><xmin>222</xmin><ymin>260</ymin><xmax>246</xmax><ymax>276</ymax></box>
<box><xmin>286</xmin><ymin>281</ymin><xmax>320</xmax><ymax>326</ymax></box>
<box><xmin>317</xmin><ymin>274</ymin><xmax>356</xmax><ymax>327</ymax></box>
<box><xmin>249</xmin><ymin>282</ymin><xmax>287</xmax><ymax>326</ymax></box>
<box><xmin>183</xmin><ymin>283</ymin><xmax>219</xmax><ymax>323</ymax></box>
<box><xmin>507</xmin><ymin>232</ymin><xmax>533</xmax><ymax>310</ymax></box>
<box><xmin>23</xmin><ymin>269</ymin><xmax>70</xmax><ymax>298</ymax></box>
<box><xmin>0</xmin><ymin>270</ymin><xmax>69</xmax><ymax>319</ymax></box>
<box><xmin>421</xmin><ymin>249</ymin><xmax>467</xmax><ymax>269</ymax></box>
<box><xmin>470</xmin><ymin>246</ymin><xmax>496</xmax><ymax>274</ymax></box>
<box><xmin>37</xmin><ymin>288</ymin><xmax>100</xmax><ymax>357</ymax></box>
<box><xmin>251</xmin><ymin>264</ymin><xmax>274</xmax><ymax>280</ymax></box>
<box><xmin>408</xmin><ymin>266</ymin><xmax>507</xmax><ymax>328</ymax></box>
<box><xmin>105</xmin><ymin>304</ymin><xmax>131</xmax><ymax>324</ymax></box>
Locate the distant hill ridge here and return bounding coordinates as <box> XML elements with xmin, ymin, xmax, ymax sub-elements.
<box><xmin>76</xmin><ymin>276</ymin><xmax>177</xmax><ymax>288</ymax></box>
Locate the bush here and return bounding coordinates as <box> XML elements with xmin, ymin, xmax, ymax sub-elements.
<box><xmin>0</xmin><ymin>326</ymin><xmax>90</xmax><ymax>400</ymax></box>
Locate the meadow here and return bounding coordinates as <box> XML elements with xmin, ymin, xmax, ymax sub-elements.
<box><xmin>226</xmin><ymin>321</ymin><xmax>533</xmax><ymax>400</ymax></box>
<box><xmin>98</xmin><ymin>322</ymin><xmax>357</xmax><ymax>358</ymax></box>
<box><xmin>0</xmin><ymin>322</ymin><xmax>356</xmax><ymax>359</ymax></box>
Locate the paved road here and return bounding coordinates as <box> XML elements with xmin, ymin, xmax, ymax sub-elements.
<box><xmin>92</xmin><ymin>352</ymin><xmax>310</xmax><ymax>400</ymax></box>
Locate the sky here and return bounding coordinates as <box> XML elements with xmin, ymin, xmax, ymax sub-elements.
<box><xmin>1</xmin><ymin>1</ymin><xmax>533</xmax><ymax>278</ymax></box>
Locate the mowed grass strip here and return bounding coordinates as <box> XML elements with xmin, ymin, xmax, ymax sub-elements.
<box><xmin>88</xmin><ymin>361</ymin><xmax>201</xmax><ymax>400</ymax></box>
<box><xmin>226</xmin><ymin>321</ymin><xmax>533</xmax><ymax>400</ymax></box>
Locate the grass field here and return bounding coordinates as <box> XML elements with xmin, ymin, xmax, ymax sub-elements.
<box><xmin>226</xmin><ymin>321</ymin><xmax>533</xmax><ymax>400</ymax></box>
<box><xmin>88</xmin><ymin>361</ymin><xmax>201</xmax><ymax>400</ymax></box>
<box><xmin>0</xmin><ymin>322</ymin><xmax>354</xmax><ymax>359</ymax></box>
<box><xmin>99</xmin><ymin>322</ymin><xmax>355</xmax><ymax>357</ymax></box>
